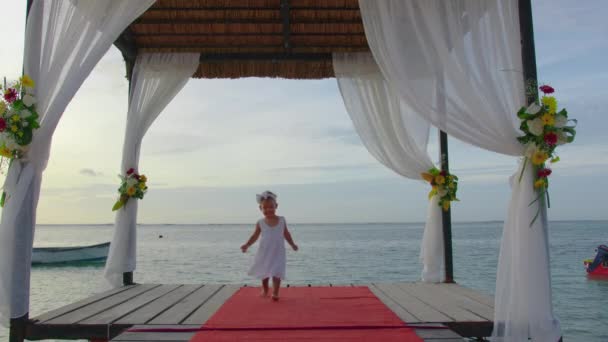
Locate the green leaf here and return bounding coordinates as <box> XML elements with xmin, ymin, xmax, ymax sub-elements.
<box><xmin>112</xmin><ymin>199</ymin><xmax>125</xmax><ymax>211</ymax></box>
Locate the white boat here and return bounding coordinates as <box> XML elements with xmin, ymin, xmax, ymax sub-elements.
<box><xmin>32</xmin><ymin>242</ymin><xmax>110</xmax><ymax>265</ymax></box>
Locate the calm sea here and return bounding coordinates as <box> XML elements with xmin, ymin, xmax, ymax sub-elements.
<box><xmin>1</xmin><ymin>221</ymin><xmax>606</xmax><ymax>341</ymax></box>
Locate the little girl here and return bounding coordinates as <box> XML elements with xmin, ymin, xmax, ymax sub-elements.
<box><xmin>241</xmin><ymin>191</ymin><xmax>298</xmax><ymax>301</ymax></box>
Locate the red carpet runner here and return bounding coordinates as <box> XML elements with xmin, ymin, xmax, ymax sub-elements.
<box><xmin>189</xmin><ymin>286</ymin><xmax>423</xmax><ymax>341</ymax></box>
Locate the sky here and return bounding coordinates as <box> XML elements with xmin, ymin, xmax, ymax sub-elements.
<box><xmin>0</xmin><ymin>1</ymin><xmax>606</xmax><ymax>224</ymax></box>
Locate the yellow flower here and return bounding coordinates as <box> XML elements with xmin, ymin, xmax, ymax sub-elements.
<box><xmin>435</xmin><ymin>175</ymin><xmax>445</xmax><ymax>185</ymax></box>
<box><xmin>0</xmin><ymin>101</ymin><xmax>6</xmax><ymax>115</ymax></box>
<box><xmin>139</xmin><ymin>175</ymin><xmax>147</xmax><ymax>183</ymax></box>
<box><xmin>428</xmin><ymin>186</ymin><xmax>438</xmax><ymax>200</ymax></box>
<box><xmin>10</xmin><ymin>125</ymin><xmax>18</xmax><ymax>132</ymax></box>
<box><xmin>138</xmin><ymin>182</ymin><xmax>146</xmax><ymax>189</ymax></box>
<box><xmin>541</xmin><ymin>96</ymin><xmax>557</xmax><ymax>114</ymax></box>
<box><xmin>541</xmin><ymin>113</ymin><xmax>554</xmax><ymax>126</ymax></box>
<box><xmin>448</xmin><ymin>182</ymin><xmax>455</xmax><ymax>189</ymax></box>
<box><xmin>442</xmin><ymin>201</ymin><xmax>451</xmax><ymax>211</ymax></box>
<box><xmin>126</xmin><ymin>187</ymin><xmax>136</xmax><ymax>196</ymax></box>
<box><xmin>531</xmin><ymin>150</ymin><xmax>549</xmax><ymax>165</ymax></box>
<box><xmin>0</xmin><ymin>146</ymin><xmax>12</xmax><ymax>158</ymax></box>
<box><xmin>534</xmin><ymin>179</ymin><xmax>546</xmax><ymax>189</ymax></box>
<box><xmin>11</xmin><ymin>115</ymin><xmax>20</xmax><ymax>122</ymax></box>
<box><xmin>20</xmin><ymin>75</ymin><xmax>35</xmax><ymax>89</ymax></box>
<box><xmin>421</xmin><ymin>172</ymin><xmax>434</xmax><ymax>183</ymax></box>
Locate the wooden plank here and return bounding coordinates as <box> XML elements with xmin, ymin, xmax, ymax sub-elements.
<box><xmin>373</xmin><ymin>283</ymin><xmax>451</xmax><ymax>322</ymax></box>
<box><xmin>148</xmin><ymin>284</ymin><xmax>222</xmax><ymax>325</ymax></box>
<box><xmin>112</xmin><ymin>325</ymin><xmax>198</xmax><ymax>341</ymax></box>
<box><xmin>396</xmin><ymin>283</ymin><xmax>486</xmax><ymax>322</ymax></box>
<box><xmin>80</xmin><ymin>284</ymin><xmax>181</xmax><ymax>324</ymax></box>
<box><xmin>45</xmin><ymin>284</ymin><xmax>160</xmax><ymax>324</ymax></box>
<box><xmin>442</xmin><ymin>283</ymin><xmax>494</xmax><ymax>307</ymax></box>
<box><xmin>116</xmin><ymin>285</ymin><xmax>203</xmax><ymax>325</ymax></box>
<box><xmin>368</xmin><ymin>284</ymin><xmax>419</xmax><ymax>322</ymax></box>
<box><xmin>182</xmin><ymin>285</ymin><xmax>240</xmax><ymax>324</ymax></box>
<box><xmin>413</xmin><ymin>324</ymin><xmax>462</xmax><ymax>339</ymax></box>
<box><xmin>32</xmin><ymin>285</ymin><xmax>137</xmax><ymax>323</ymax></box>
<box><xmin>428</xmin><ymin>284</ymin><xmax>494</xmax><ymax>320</ymax></box>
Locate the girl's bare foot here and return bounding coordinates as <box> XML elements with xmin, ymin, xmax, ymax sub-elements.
<box><xmin>260</xmin><ymin>288</ymin><xmax>269</xmax><ymax>297</ymax></box>
<box><xmin>271</xmin><ymin>294</ymin><xmax>279</xmax><ymax>301</ymax></box>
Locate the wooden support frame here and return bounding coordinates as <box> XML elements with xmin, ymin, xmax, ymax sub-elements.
<box><xmin>280</xmin><ymin>0</ymin><xmax>291</xmax><ymax>50</ymax></box>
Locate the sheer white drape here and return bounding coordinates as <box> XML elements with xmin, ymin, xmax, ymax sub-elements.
<box><xmin>0</xmin><ymin>0</ymin><xmax>154</xmax><ymax>326</ymax></box>
<box><xmin>333</xmin><ymin>52</ymin><xmax>443</xmax><ymax>283</ymax></box>
<box><xmin>359</xmin><ymin>1</ymin><xmax>561</xmax><ymax>340</ymax></box>
<box><xmin>104</xmin><ymin>53</ymin><xmax>200</xmax><ymax>287</ymax></box>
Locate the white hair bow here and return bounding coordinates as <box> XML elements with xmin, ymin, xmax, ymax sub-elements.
<box><xmin>256</xmin><ymin>191</ymin><xmax>277</xmax><ymax>204</ymax></box>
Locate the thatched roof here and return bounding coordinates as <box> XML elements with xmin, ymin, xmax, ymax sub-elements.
<box><xmin>114</xmin><ymin>0</ymin><xmax>369</xmax><ymax>79</ymax></box>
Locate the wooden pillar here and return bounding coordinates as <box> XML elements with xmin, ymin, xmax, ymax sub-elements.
<box><xmin>519</xmin><ymin>1</ymin><xmax>561</xmax><ymax>341</ymax></box>
<box><xmin>440</xmin><ymin>130</ymin><xmax>454</xmax><ymax>283</ymax></box>
<box><xmin>518</xmin><ymin>0</ymin><xmax>538</xmax><ymax>106</ymax></box>
<box><xmin>122</xmin><ymin>57</ymin><xmax>135</xmax><ymax>287</ymax></box>
<box><xmin>9</xmin><ymin>313</ymin><xmax>28</xmax><ymax>342</ymax></box>
<box><xmin>10</xmin><ymin>2</ymin><xmax>35</xmax><ymax>341</ymax></box>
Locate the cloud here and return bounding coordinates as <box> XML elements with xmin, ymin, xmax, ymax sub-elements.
<box><xmin>80</xmin><ymin>168</ymin><xmax>103</xmax><ymax>177</ymax></box>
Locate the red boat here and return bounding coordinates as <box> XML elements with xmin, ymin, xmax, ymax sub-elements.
<box><xmin>584</xmin><ymin>245</ymin><xmax>608</xmax><ymax>276</ymax></box>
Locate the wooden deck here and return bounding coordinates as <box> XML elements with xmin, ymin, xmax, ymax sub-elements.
<box><xmin>23</xmin><ymin>282</ymin><xmax>494</xmax><ymax>341</ymax></box>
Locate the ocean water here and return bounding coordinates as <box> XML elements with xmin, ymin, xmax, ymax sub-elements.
<box><xmin>1</xmin><ymin>221</ymin><xmax>606</xmax><ymax>341</ymax></box>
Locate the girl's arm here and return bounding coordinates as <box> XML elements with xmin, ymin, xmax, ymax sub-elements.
<box><xmin>284</xmin><ymin>226</ymin><xmax>298</xmax><ymax>251</ymax></box>
<box><xmin>241</xmin><ymin>223</ymin><xmax>261</xmax><ymax>253</ymax></box>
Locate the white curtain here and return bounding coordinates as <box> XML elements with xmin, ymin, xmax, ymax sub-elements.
<box><xmin>104</xmin><ymin>53</ymin><xmax>200</xmax><ymax>287</ymax></box>
<box><xmin>359</xmin><ymin>1</ymin><xmax>561</xmax><ymax>341</ymax></box>
<box><xmin>333</xmin><ymin>52</ymin><xmax>443</xmax><ymax>283</ymax></box>
<box><xmin>0</xmin><ymin>0</ymin><xmax>154</xmax><ymax>326</ymax></box>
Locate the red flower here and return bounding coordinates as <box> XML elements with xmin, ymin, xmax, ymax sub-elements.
<box><xmin>126</xmin><ymin>168</ymin><xmax>135</xmax><ymax>175</ymax></box>
<box><xmin>537</xmin><ymin>168</ymin><xmax>552</xmax><ymax>178</ymax></box>
<box><xmin>0</xmin><ymin>118</ymin><xmax>6</xmax><ymax>132</ymax></box>
<box><xmin>134</xmin><ymin>174</ymin><xmax>140</xmax><ymax>180</ymax></box>
<box><xmin>440</xmin><ymin>170</ymin><xmax>447</xmax><ymax>176</ymax></box>
<box><xmin>544</xmin><ymin>132</ymin><xmax>558</xmax><ymax>146</ymax></box>
<box><xmin>539</xmin><ymin>85</ymin><xmax>554</xmax><ymax>94</ymax></box>
<box><xmin>3</xmin><ymin>88</ymin><xmax>17</xmax><ymax>103</ymax></box>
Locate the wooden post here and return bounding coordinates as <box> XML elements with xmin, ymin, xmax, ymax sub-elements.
<box><xmin>122</xmin><ymin>57</ymin><xmax>135</xmax><ymax>287</ymax></box>
<box><xmin>440</xmin><ymin>130</ymin><xmax>455</xmax><ymax>283</ymax></box>
<box><xmin>519</xmin><ymin>1</ymin><xmax>561</xmax><ymax>341</ymax></box>
<box><xmin>9</xmin><ymin>313</ymin><xmax>28</xmax><ymax>342</ymax></box>
<box><xmin>10</xmin><ymin>2</ymin><xmax>35</xmax><ymax>341</ymax></box>
<box><xmin>518</xmin><ymin>0</ymin><xmax>538</xmax><ymax>106</ymax></box>
<box><xmin>123</xmin><ymin>271</ymin><xmax>134</xmax><ymax>286</ymax></box>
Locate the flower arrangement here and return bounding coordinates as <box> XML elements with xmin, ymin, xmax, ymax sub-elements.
<box><xmin>0</xmin><ymin>75</ymin><xmax>40</xmax><ymax>161</ymax></box>
<box><xmin>516</xmin><ymin>84</ymin><xmax>576</xmax><ymax>224</ymax></box>
<box><xmin>421</xmin><ymin>167</ymin><xmax>458</xmax><ymax>211</ymax></box>
<box><xmin>0</xmin><ymin>75</ymin><xmax>40</xmax><ymax>207</ymax></box>
<box><xmin>112</xmin><ymin>168</ymin><xmax>148</xmax><ymax>211</ymax></box>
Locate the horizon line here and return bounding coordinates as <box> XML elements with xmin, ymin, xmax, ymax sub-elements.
<box><xmin>36</xmin><ymin>219</ymin><xmax>607</xmax><ymax>226</ymax></box>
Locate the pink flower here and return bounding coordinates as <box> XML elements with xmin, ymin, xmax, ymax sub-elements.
<box><xmin>544</xmin><ymin>132</ymin><xmax>558</xmax><ymax>146</ymax></box>
<box><xmin>126</xmin><ymin>168</ymin><xmax>135</xmax><ymax>175</ymax></box>
<box><xmin>537</xmin><ymin>168</ymin><xmax>552</xmax><ymax>178</ymax></box>
<box><xmin>3</xmin><ymin>88</ymin><xmax>17</xmax><ymax>103</ymax></box>
<box><xmin>0</xmin><ymin>118</ymin><xmax>6</xmax><ymax>132</ymax></box>
<box><xmin>539</xmin><ymin>85</ymin><xmax>554</xmax><ymax>94</ymax></box>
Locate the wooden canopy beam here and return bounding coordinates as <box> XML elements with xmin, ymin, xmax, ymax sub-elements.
<box><xmin>198</xmin><ymin>52</ymin><xmax>331</xmax><ymax>61</ymax></box>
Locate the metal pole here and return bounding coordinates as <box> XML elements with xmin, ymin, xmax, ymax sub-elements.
<box><xmin>440</xmin><ymin>130</ymin><xmax>454</xmax><ymax>283</ymax></box>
